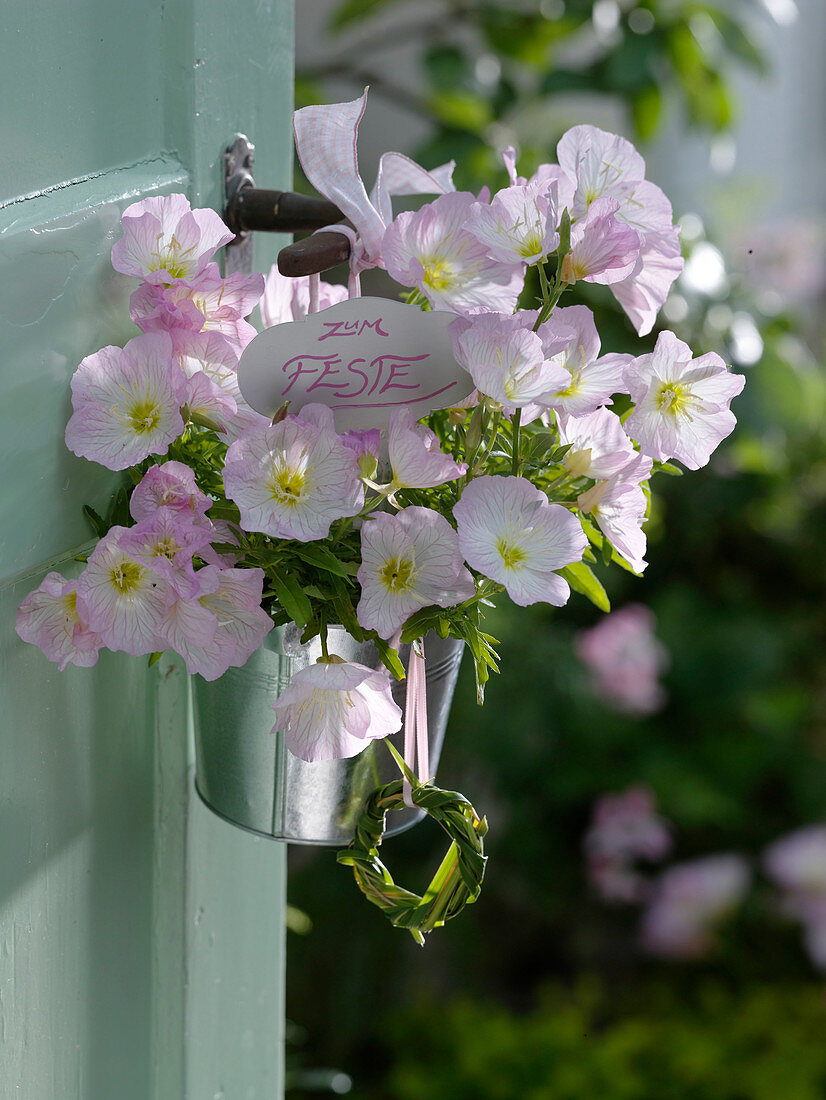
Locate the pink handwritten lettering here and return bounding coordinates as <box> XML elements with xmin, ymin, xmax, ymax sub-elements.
<box><xmin>281</xmin><ymin>354</ymin><xmax>335</xmax><ymax>395</ymax></box>
<box><xmin>317</xmin><ymin>317</ymin><xmax>389</xmax><ymax>341</ymax></box>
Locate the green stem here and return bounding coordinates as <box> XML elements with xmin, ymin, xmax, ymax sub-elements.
<box><xmin>534</xmin><ymin>278</ymin><xmax>567</xmax><ymax>330</ymax></box>
<box><xmin>319</xmin><ymin>618</ymin><xmax>329</xmax><ymax>660</ymax></box>
<box><xmin>510</xmin><ymin>410</ymin><xmax>522</xmax><ymax>476</ymax></box>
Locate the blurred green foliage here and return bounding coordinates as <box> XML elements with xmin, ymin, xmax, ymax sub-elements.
<box><xmin>297</xmin><ymin>0</ymin><xmax>768</xmax><ymax>189</ymax></box>
<box><xmin>378</xmin><ymin>982</ymin><xmax>826</xmax><ymax>1099</ymax></box>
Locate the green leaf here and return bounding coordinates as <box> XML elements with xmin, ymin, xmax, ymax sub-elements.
<box><xmin>424</xmin><ymin>44</ymin><xmax>470</xmax><ymax>89</ymax></box>
<box><xmin>654</xmin><ymin>460</ymin><xmax>684</xmax><ymax>477</ymax></box>
<box><xmin>375</xmin><ymin>638</ymin><xmax>405</xmax><ymax>681</ymax></box>
<box><xmin>148</xmin><ymin>651</ymin><xmax>163</xmax><ymax>668</ymax></box>
<box><xmin>288</xmin><ymin>542</ymin><xmax>353</xmax><ymax>578</ymax></box>
<box><xmin>400</xmin><ymin>605</ymin><xmax>446</xmax><ymax>644</ymax></box>
<box><xmin>426</xmin><ymin>90</ymin><xmax>492</xmax><ymax>134</ymax></box>
<box><xmin>632</xmin><ymin>84</ymin><xmax>664</xmax><ymax>142</ymax></box>
<box><xmin>559</xmin><ymin>562</ymin><xmax>611</xmax><ymax>613</ymax></box>
<box><xmin>269</xmin><ymin>570</ymin><xmax>313</xmax><ymax>627</ymax></box>
<box><xmin>83</xmin><ymin>504</ymin><xmax>107</xmax><ymax>539</ymax></box>
<box><xmin>328</xmin><ymin>0</ymin><xmax>401</xmax><ymax>31</ymax></box>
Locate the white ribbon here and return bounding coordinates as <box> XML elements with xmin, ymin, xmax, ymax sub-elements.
<box><xmin>293</xmin><ymin>88</ymin><xmax>456</xmax><ymax>276</ymax></box>
<box><xmin>403</xmin><ymin>637</ymin><xmax>430</xmax><ymax>809</ymax></box>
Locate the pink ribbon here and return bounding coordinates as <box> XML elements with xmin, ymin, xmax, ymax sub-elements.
<box><xmin>403</xmin><ymin>637</ymin><xmax>430</xmax><ymax>809</ymax></box>
<box><xmin>293</xmin><ymin>88</ymin><xmax>456</xmax><ymax>277</ymax></box>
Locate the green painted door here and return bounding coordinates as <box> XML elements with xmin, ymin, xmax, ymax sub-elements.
<box><xmin>1</xmin><ymin>4</ymin><xmax>294</xmax><ymax>1097</ymax></box>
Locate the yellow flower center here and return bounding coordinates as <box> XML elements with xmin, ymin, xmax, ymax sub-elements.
<box><xmin>127</xmin><ymin>399</ymin><xmax>162</xmax><ymax>434</ymax></box>
<box><xmin>270</xmin><ymin>466</ymin><xmax>306</xmax><ymax>505</ymax></box>
<box><xmin>517</xmin><ymin>230</ymin><xmax>544</xmax><ymax>258</ymax></box>
<box><xmin>62</xmin><ymin>591</ymin><xmax>79</xmax><ymax>621</ymax></box>
<box><xmin>378</xmin><ymin>556</ymin><xmax>415</xmax><ymax>592</ymax></box>
<box><xmin>148</xmin><ymin>234</ymin><xmax>193</xmax><ymax>280</ymax></box>
<box><xmin>110</xmin><ymin>560</ymin><xmax>144</xmax><ymax>594</ymax></box>
<box><xmin>496</xmin><ymin>539</ymin><xmax>527</xmax><ymax>570</ymax></box>
<box><xmin>422</xmin><ymin>259</ymin><xmax>453</xmax><ymax>291</ymax></box>
<box><xmin>656</xmin><ymin>382</ymin><xmax>692</xmax><ymax>416</ymax></box>
<box><xmin>153</xmin><ymin>536</ymin><xmax>180</xmax><ymax>560</ymax></box>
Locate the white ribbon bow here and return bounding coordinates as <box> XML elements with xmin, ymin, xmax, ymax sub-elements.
<box><xmin>293</xmin><ymin>88</ymin><xmax>456</xmax><ymax>278</ymax></box>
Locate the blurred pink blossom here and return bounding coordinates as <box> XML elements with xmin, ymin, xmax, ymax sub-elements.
<box><xmin>576</xmin><ymin>604</ymin><xmax>668</xmax><ymax>714</ymax></box>
<box><xmin>584</xmin><ymin>786</ymin><xmax>672</xmax><ymax>903</ymax></box>
<box><xmin>640</xmin><ymin>854</ymin><xmax>751</xmax><ymax>958</ymax></box>
<box><xmin>764</xmin><ymin>824</ymin><xmax>826</xmax><ymax>972</ymax></box>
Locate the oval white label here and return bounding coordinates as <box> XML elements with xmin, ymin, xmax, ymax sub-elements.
<box><xmin>237</xmin><ymin>297</ymin><xmax>473</xmax><ymax>431</ymax></box>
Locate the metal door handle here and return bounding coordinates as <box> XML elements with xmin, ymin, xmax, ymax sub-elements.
<box><xmin>223</xmin><ymin>134</ymin><xmax>351</xmax><ymax>277</ymax></box>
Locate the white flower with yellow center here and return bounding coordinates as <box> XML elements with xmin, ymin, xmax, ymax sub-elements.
<box><xmin>623</xmin><ymin>330</ymin><xmax>745</xmax><ymax>469</ymax></box>
<box><xmin>75</xmin><ymin>527</ymin><xmax>174</xmax><ymax>656</ymax></box>
<box><xmin>382</xmin><ymin>191</ymin><xmax>524</xmax><ymax>315</ymax></box>
<box><xmin>467</xmin><ymin>178</ymin><xmax>560</xmax><ymax>265</ymax></box>
<box><xmin>271</xmin><ymin>658</ymin><xmax>403</xmax><ymax>762</ymax></box>
<box><xmin>64</xmin><ymin>333</ymin><xmax>186</xmax><ymax>471</ymax></box>
<box><xmin>222</xmin><ymin>404</ymin><xmax>364</xmax><ymax>542</ymax></box>
<box><xmin>454</xmin><ymin>476</ymin><xmax>588</xmax><ymax>607</ymax></box>
<box><xmin>357</xmin><ymin>508</ymin><xmax>475</xmax><ymax>639</ymax></box>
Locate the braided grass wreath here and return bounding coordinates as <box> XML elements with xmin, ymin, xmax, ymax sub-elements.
<box><xmin>337</xmin><ymin>750</ymin><xmax>488</xmax><ymax>945</ymax></box>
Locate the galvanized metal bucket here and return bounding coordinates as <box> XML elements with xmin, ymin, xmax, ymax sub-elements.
<box><xmin>192</xmin><ymin>625</ymin><xmax>464</xmax><ymax>846</ymax></box>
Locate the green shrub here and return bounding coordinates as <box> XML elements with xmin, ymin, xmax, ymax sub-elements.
<box><xmin>380</xmin><ymin>982</ymin><xmax>826</xmax><ymax>1100</ymax></box>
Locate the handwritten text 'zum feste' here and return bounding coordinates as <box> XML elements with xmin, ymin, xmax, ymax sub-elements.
<box><xmin>278</xmin><ymin>317</ymin><xmax>460</xmax><ymax>409</ymax></box>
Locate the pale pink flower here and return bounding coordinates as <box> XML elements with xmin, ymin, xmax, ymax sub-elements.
<box><xmin>388</xmin><ymin>406</ymin><xmax>466</xmax><ymax>489</ymax></box>
<box><xmin>382</xmin><ymin>191</ymin><xmax>524</xmax><ymax>314</ymax></box>
<box><xmin>294</xmin><ymin>88</ymin><xmax>455</xmax><ymax>275</ymax></box>
<box><xmin>259</xmin><ymin>267</ymin><xmax>348</xmax><ymax>327</ymax></box>
<box><xmin>466</xmin><ymin>178</ymin><xmax>559</xmax><ymax>265</ymax></box>
<box><xmin>119</xmin><ymin>507</ymin><xmax>215</xmax><ymax>600</ymax></box>
<box><xmin>556</xmin><ymin>407</ymin><xmax>638</xmax><ymax>480</ymax></box>
<box><xmin>454</xmin><ymin>475</ymin><xmax>587</xmax><ymax>607</ymax></box>
<box><xmin>357</xmin><ymin>508</ymin><xmax>475</xmax><ymax>639</ymax></box>
<box><xmin>271</xmin><ymin>659</ymin><xmax>403</xmax><ymax>762</ymax></box>
<box><xmin>184</xmin><ymin>370</ymin><xmax>238</xmax><ymax>434</ymax></box>
<box><xmin>610</xmin><ymin>228</ymin><xmax>684</xmax><ymax>337</ymax></box>
<box><xmin>222</xmin><ymin>404</ymin><xmax>363</xmax><ymax>542</ymax></box>
<box><xmin>75</xmin><ymin>527</ymin><xmax>175</xmax><ymax>656</ymax></box>
<box><xmin>564</xmin><ymin>197</ymin><xmax>642</xmax><ymax>285</ymax></box>
<box><xmin>585</xmin><ymin>786</ymin><xmax>672</xmax><ymax>902</ymax></box>
<box><xmin>450</xmin><ymin>312</ymin><xmax>571</xmax><ymax>408</ymax></box>
<box><xmin>555</xmin><ymin>127</ymin><xmax>683</xmax><ymax>334</ymax></box>
<box><xmin>640</xmin><ymin>854</ymin><xmax>751</xmax><ymax>958</ymax></box>
<box><xmin>623</xmin><ymin>330</ymin><xmax>745</xmax><ymax>469</ymax></box>
<box><xmin>576</xmin><ymin>604</ymin><xmax>669</xmax><ymax>715</ymax></box>
<box><xmin>577</xmin><ymin>453</ymin><xmax>653</xmax><ymax>574</ymax></box>
<box><xmin>111</xmin><ymin>193</ymin><xmax>234</xmax><ymax>285</ymax></box>
<box><xmin>15</xmin><ymin>572</ymin><xmax>102</xmax><ymax>671</ymax></box>
<box><xmin>540</xmin><ymin>306</ymin><xmax>630</xmax><ymax>417</ymax></box>
<box><xmin>557</xmin><ymin>125</ymin><xmax>646</xmax><ymax>223</ymax></box>
<box><xmin>65</xmin><ymin>333</ymin><xmax>186</xmax><ymax>471</ymax></box>
<box><xmin>341</xmin><ymin>428</ymin><xmax>381</xmax><ymax>477</ymax></box>
<box><xmin>176</xmin><ymin>331</ymin><xmax>270</xmax><ymax>443</ymax></box>
<box><xmin>158</xmin><ymin>565</ymin><xmax>273</xmax><ymax>680</ymax></box>
<box><xmin>130</xmin><ymin>264</ymin><xmax>263</xmax><ymax>351</ymax></box>
<box><xmin>130</xmin><ymin>461</ymin><xmax>213</xmax><ymax>526</ymax></box>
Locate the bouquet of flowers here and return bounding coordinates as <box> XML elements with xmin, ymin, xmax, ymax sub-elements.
<box><xmin>15</xmin><ymin>91</ymin><xmax>744</xmax><ymax>938</ymax></box>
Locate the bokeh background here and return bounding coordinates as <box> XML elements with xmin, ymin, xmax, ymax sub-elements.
<box><xmin>284</xmin><ymin>2</ymin><xmax>826</xmax><ymax>1095</ymax></box>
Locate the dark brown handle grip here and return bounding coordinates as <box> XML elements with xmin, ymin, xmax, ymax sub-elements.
<box><xmin>277</xmin><ymin>231</ymin><xmax>352</xmax><ymax>277</ymax></box>
<box><xmin>224</xmin><ymin>188</ymin><xmax>344</xmax><ymax>235</ymax></box>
